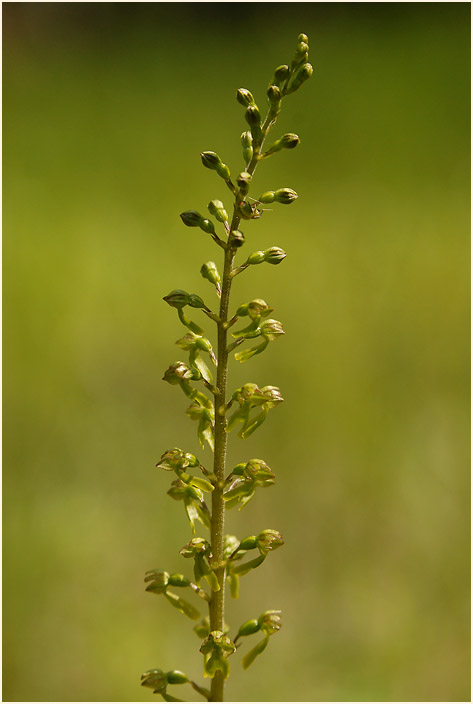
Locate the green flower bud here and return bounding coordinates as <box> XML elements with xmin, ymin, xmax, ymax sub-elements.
<box><xmin>260</xmin><ymin>318</ymin><xmax>285</xmax><ymax>340</ymax></box>
<box><xmin>256</xmin><ymin>529</ymin><xmax>284</xmax><ymax>554</ymax></box>
<box><xmin>292</xmin><ymin>42</ymin><xmax>309</xmax><ymax>71</ymax></box>
<box><xmin>162</xmin><ymin>361</ymin><xmax>198</xmax><ymax>385</ymax></box>
<box><xmin>144</xmin><ymin>568</ymin><xmax>169</xmax><ymax>593</ymax></box>
<box><xmin>236</xmin><ymin>171</ymin><xmax>252</xmax><ymax>195</ymax></box>
<box><xmin>156</xmin><ymin>447</ymin><xmax>199</xmax><ymax>472</ymax></box>
<box><xmin>200</xmin><ymin>151</ymin><xmax>221</xmax><ymax>169</ymax></box>
<box><xmin>263</xmin><ymin>133</ymin><xmax>300</xmax><ymax>157</ymax></box>
<box><xmin>298</xmin><ymin>33</ymin><xmax>309</xmax><ymax>44</ymax></box>
<box><xmin>232</xmin><ymin>382</ymin><xmax>263</xmax><ymax>404</ymax></box>
<box><xmin>245</xmin><ymin>105</ymin><xmax>261</xmax><ymax>126</ymax></box>
<box><xmin>296</xmin><ymin>41</ymin><xmax>309</xmax><ymax>58</ymax></box>
<box><xmin>245</xmin><ymin>105</ymin><xmax>262</xmax><ymax>140</ymax></box>
<box><xmin>273</xmin><ymin>64</ymin><xmax>290</xmax><ymax>87</ymax></box>
<box><xmin>236</xmin><ymin>619</ymin><xmax>261</xmax><ymax>638</ymax></box>
<box><xmin>180</xmin><ymin>537</ymin><xmax>211</xmax><ymax>558</ymax></box>
<box><xmin>240</xmin><ymin>131</ymin><xmax>253</xmax><ymax>158</ymax></box>
<box><xmin>227</xmin><ymin>466</ymin><xmax>245</xmax><ymax>480</ymax></box>
<box><xmin>200</xmin><ymin>261</ymin><xmax>221</xmax><ymax>289</ymax></box>
<box><xmin>290</xmin><ymin>62</ymin><xmax>313</xmax><ymax>91</ymax></box>
<box><xmin>247</xmin><ymin>298</ymin><xmax>273</xmax><ymax>320</ymax></box>
<box><xmin>229</xmin><ymin>230</ymin><xmax>245</xmax><ymax>248</ymax></box>
<box><xmin>166</xmin><ymin>670</ymin><xmax>189</xmax><ymax>685</ymax></box>
<box><xmin>163</xmin><ymin>289</ymin><xmax>190</xmax><ymax>308</ymax></box>
<box><xmin>274</xmin><ymin>187</ymin><xmax>298</xmax><ymax>204</ymax></box>
<box><xmin>188</xmin><ymin>293</ymin><xmax>207</xmax><ymax>309</ymax></box>
<box><xmin>264</xmin><ymin>246</ymin><xmax>287</xmax><ymax>265</ymax></box>
<box><xmin>180</xmin><ymin>210</ymin><xmax>203</xmax><ymax>227</ymax></box>
<box><xmin>168</xmin><ymin>573</ymin><xmax>191</xmax><ymax>588</ymax></box>
<box><xmin>259</xmin><ymin>191</ymin><xmax>275</xmax><ymax>204</ymax></box>
<box><xmin>280</xmin><ymin>133</ymin><xmax>300</xmax><ymax>149</ymax></box>
<box><xmin>266</xmin><ymin>84</ymin><xmax>282</xmax><ymax>104</ymax></box>
<box><xmin>141</xmin><ymin>669</ymin><xmax>167</xmax><ymax>691</ymax></box>
<box><xmin>258</xmin><ymin>610</ymin><xmax>282</xmax><ymax>636</ymax></box>
<box><xmin>200</xmin><ymin>151</ymin><xmax>231</xmax><ymax>180</ymax></box>
<box><xmin>208</xmin><ymin>199</ymin><xmax>228</xmax><ymax>223</ymax></box>
<box><xmin>239</xmin><ymin>535</ymin><xmax>257</xmax><ymax>550</ymax></box>
<box><xmin>200</xmin><ymin>218</ymin><xmax>216</xmax><ymax>235</ymax></box>
<box><xmin>176</xmin><ymin>331</ymin><xmax>200</xmax><ymax>350</ymax></box>
<box><xmin>216</xmin><ymin>162</ymin><xmax>231</xmax><ymax>180</ymax></box>
<box><xmin>236</xmin><ymin>88</ymin><xmax>255</xmax><ymax>107</ymax></box>
<box><xmin>247</xmin><ymin>250</ymin><xmax>265</xmax><ymax>265</ymax></box>
<box><xmin>245</xmin><ymin>459</ymin><xmax>275</xmax><ymax>482</ymax></box>
<box><xmin>241</xmin><ymin>131</ymin><xmax>253</xmax><ymax>148</ymax></box>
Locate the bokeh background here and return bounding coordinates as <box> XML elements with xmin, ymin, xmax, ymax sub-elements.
<box><xmin>3</xmin><ymin>3</ymin><xmax>470</xmax><ymax>702</ymax></box>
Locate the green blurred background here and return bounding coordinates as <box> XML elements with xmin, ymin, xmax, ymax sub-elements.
<box><xmin>3</xmin><ymin>3</ymin><xmax>470</xmax><ymax>702</ymax></box>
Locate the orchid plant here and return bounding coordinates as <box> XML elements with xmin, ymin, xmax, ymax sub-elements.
<box><xmin>142</xmin><ymin>34</ymin><xmax>313</xmax><ymax>703</ymax></box>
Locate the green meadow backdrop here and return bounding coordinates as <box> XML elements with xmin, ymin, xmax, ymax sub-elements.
<box><xmin>3</xmin><ymin>3</ymin><xmax>470</xmax><ymax>701</ymax></box>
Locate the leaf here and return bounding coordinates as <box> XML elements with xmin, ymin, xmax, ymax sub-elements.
<box><xmin>241</xmin><ymin>635</ymin><xmax>270</xmax><ymax>669</ymax></box>
<box><xmin>165</xmin><ymin>591</ymin><xmax>200</xmax><ymax>620</ymax></box>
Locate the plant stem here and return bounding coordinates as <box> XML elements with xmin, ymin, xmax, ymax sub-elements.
<box><xmin>209</xmin><ymin>107</ymin><xmax>278</xmax><ymax>703</ymax></box>
<box><xmin>209</xmin><ymin>227</ymin><xmax>237</xmax><ymax>703</ymax></box>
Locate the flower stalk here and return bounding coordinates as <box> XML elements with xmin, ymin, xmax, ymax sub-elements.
<box><xmin>143</xmin><ymin>34</ymin><xmax>313</xmax><ymax>702</ymax></box>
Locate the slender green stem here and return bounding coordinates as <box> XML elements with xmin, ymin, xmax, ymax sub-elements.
<box><xmin>208</xmin><ymin>105</ymin><xmax>280</xmax><ymax>703</ymax></box>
